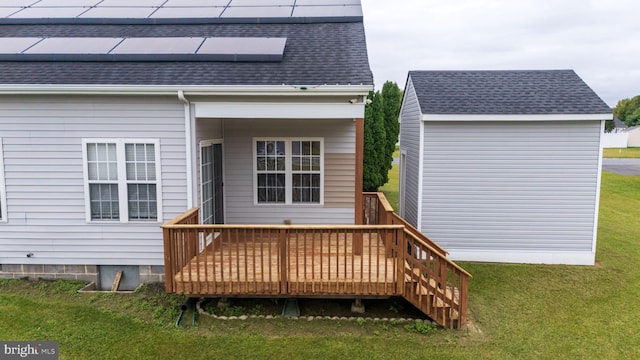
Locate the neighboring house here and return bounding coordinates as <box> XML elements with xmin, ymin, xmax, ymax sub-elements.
<box><xmin>612</xmin><ymin>117</ymin><xmax>628</xmax><ymax>133</ymax></box>
<box><xmin>627</xmin><ymin>126</ymin><xmax>640</xmax><ymax>147</ymax></box>
<box><xmin>399</xmin><ymin>70</ymin><xmax>612</xmax><ymax>265</ymax></box>
<box><xmin>0</xmin><ymin>1</ymin><xmax>373</xmax><ymax>287</ymax></box>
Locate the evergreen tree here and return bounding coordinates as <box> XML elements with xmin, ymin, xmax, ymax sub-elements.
<box><xmin>363</xmin><ymin>91</ymin><xmax>386</xmax><ymax>191</ymax></box>
<box><xmin>380</xmin><ymin>81</ymin><xmax>402</xmax><ymax>184</ymax></box>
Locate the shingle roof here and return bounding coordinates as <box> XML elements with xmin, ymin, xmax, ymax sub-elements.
<box><xmin>0</xmin><ymin>22</ymin><xmax>372</xmax><ymax>86</ymax></box>
<box><xmin>408</xmin><ymin>70</ymin><xmax>611</xmax><ymax>115</ymax></box>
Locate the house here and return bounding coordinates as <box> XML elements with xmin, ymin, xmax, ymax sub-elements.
<box><xmin>399</xmin><ymin>70</ymin><xmax>612</xmax><ymax>265</ymax></box>
<box><xmin>0</xmin><ymin>1</ymin><xmax>470</xmax><ymax>328</ymax></box>
<box><xmin>0</xmin><ymin>1</ymin><xmax>373</xmax><ymax>286</ymax></box>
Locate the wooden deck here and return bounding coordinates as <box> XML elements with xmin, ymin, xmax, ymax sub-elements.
<box><xmin>174</xmin><ymin>232</ymin><xmax>399</xmax><ymax>296</ymax></box>
<box><xmin>163</xmin><ymin>193</ymin><xmax>471</xmax><ymax>329</ymax></box>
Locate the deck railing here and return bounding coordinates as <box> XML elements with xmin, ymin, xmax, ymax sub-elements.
<box><xmin>362</xmin><ymin>193</ymin><xmax>471</xmax><ymax>328</ymax></box>
<box><xmin>163</xmin><ymin>193</ymin><xmax>470</xmax><ymax>328</ymax></box>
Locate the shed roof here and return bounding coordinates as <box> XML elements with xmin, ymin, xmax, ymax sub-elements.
<box><xmin>408</xmin><ymin>70</ymin><xmax>611</xmax><ymax>115</ymax></box>
<box><xmin>0</xmin><ymin>4</ymin><xmax>372</xmax><ymax>87</ymax></box>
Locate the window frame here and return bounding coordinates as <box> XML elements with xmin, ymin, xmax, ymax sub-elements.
<box><xmin>0</xmin><ymin>138</ymin><xmax>7</xmax><ymax>223</ymax></box>
<box><xmin>252</xmin><ymin>137</ymin><xmax>324</xmax><ymax>206</ymax></box>
<box><xmin>82</xmin><ymin>139</ymin><xmax>162</xmax><ymax>223</ymax></box>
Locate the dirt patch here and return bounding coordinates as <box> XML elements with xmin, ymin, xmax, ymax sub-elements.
<box><xmin>201</xmin><ymin>297</ymin><xmax>427</xmax><ymax>319</ymax></box>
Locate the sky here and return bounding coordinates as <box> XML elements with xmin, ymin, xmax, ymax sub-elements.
<box><xmin>361</xmin><ymin>0</ymin><xmax>640</xmax><ymax>107</ymax></box>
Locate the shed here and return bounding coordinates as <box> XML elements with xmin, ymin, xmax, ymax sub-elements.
<box><xmin>398</xmin><ymin>70</ymin><xmax>612</xmax><ymax>265</ymax></box>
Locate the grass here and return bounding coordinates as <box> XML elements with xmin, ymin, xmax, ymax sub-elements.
<box><xmin>380</xmin><ymin>164</ymin><xmax>399</xmax><ymax>210</ymax></box>
<box><xmin>603</xmin><ymin>147</ymin><xmax>640</xmax><ymax>158</ymax></box>
<box><xmin>1</xmin><ymin>171</ymin><xmax>640</xmax><ymax>359</ymax></box>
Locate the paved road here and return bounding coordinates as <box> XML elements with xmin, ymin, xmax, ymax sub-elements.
<box><xmin>602</xmin><ymin>158</ymin><xmax>640</xmax><ymax>176</ymax></box>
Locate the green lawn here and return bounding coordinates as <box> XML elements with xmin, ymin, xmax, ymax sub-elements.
<box><xmin>380</xmin><ymin>164</ymin><xmax>399</xmax><ymax>210</ymax></box>
<box><xmin>2</xmin><ymin>171</ymin><xmax>640</xmax><ymax>359</ymax></box>
<box><xmin>603</xmin><ymin>147</ymin><xmax>640</xmax><ymax>158</ymax></box>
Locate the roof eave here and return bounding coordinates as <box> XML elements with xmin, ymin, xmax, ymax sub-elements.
<box><xmin>421</xmin><ymin>114</ymin><xmax>613</xmax><ymax>121</ymax></box>
<box><xmin>0</xmin><ymin>84</ymin><xmax>374</xmax><ymax>96</ymax></box>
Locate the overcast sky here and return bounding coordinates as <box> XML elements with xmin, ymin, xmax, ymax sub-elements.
<box><xmin>361</xmin><ymin>0</ymin><xmax>639</xmax><ymax>107</ymax></box>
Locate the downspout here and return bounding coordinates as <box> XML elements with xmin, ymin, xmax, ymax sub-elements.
<box><xmin>178</xmin><ymin>90</ymin><xmax>194</xmax><ymax>208</ymax></box>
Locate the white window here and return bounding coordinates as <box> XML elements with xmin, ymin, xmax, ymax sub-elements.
<box><xmin>0</xmin><ymin>138</ymin><xmax>6</xmax><ymax>222</ymax></box>
<box><xmin>253</xmin><ymin>138</ymin><xmax>323</xmax><ymax>205</ymax></box>
<box><xmin>83</xmin><ymin>139</ymin><xmax>161</xmax><ymax>222</ymax></box>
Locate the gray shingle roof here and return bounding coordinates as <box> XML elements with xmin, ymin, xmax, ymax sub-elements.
<box><xmin>408</xmin><ymin>70</ymin><xmax>611</xmax><ymax>115</ymax></box>
<box><xmin>0</xmin><ymin>22</ymin><xmax>372</xmax><ymax>86</ymax></box>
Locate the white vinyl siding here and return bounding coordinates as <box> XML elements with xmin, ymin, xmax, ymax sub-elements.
<box><xmin>83</xmin><ymin>139</ymin><xmax>161</xmax><ymax>222</ymax></box>
<box><xmin>253</xmin><ymin>138</ymin><xmax>323</xmax><ymax>205</ymax></box>
<box><xmin>0</xmin><ymin>138</ymin><xmax>6</xmax><ymax>222</ymax></box>
<box><xmin>0</xmin><ymin>96</ymin><xmax>186</xmax><ymax>266</ymax></box>
<box><xmin>226</xmin><ymin>119</ymin><xmax>354</xmax><ymax>224</ymax></box>
<box><xmin>420</xmin><ymin>120</ymin><xmax>601</xmax><ymax>255</ymax></box>
<box><xmin>398</xmin><ymin>78</ymin><xmax>422</xmax><ymax>226</ymax></box>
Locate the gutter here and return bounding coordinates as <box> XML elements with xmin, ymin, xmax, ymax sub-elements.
<box><xmin>0</xmin><ymin>84</ymin><xmax>374</xmax><ymax>96</ymax></box>
<box><xmin>178</xmin><ymin>90</ymin><xmax>194</xmax><ymax>209</ymax></box>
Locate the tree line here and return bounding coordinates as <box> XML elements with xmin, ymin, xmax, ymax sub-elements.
<box><xmin>613</xmin><ymin>95</ymin><xmax>640</xmax><ymax>128</ymax></box>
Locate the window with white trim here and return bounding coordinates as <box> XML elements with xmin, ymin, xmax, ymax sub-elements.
<box><xmin>0</xmin><ymin>138</ymin><xmax>6</xmax><ymax>222</ymax></box>
<box><xmin>254</xmin><ymin>138</ymin><xmax>323</xmax><ymax>205</ymax></box>
<box><xmin>83</xmin><ymin>140</ymin><xmax>161</xmax><ymax>222</ymax></box>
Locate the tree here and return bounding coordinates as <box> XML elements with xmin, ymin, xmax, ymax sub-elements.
<box><xmin>380</xmin><ymin>81</ymin><xmax>402</xmax><ymax>184</ymax></box>
<box><xmin>614</xmin><ymin>95</ymin><xmax>640</xmax><ymax>127</ymax></box>
<box><xmin>363</xmin><ymin>91</ymin><xmax>386</xmax><ymax>191</ymax></box>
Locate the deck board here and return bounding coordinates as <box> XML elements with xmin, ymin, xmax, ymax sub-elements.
<box><xmin>174</xmin><ymin>232</ymin><xmax>398</xmax><ymax>295</ymax></box>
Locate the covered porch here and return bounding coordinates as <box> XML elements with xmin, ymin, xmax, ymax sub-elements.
<box><xmin>163</xmin><ymin>193</ymin><xmax>471</xmax><ymax>329</ymax></box>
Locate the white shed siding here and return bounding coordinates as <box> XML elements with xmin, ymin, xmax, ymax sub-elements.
<box><xmin>224</xmin><ymin>118</ymin><xmax>355</xmax><ymax>224</ymax></box>
<box><xmin>0</xmin><ymin>96</ymin><xmax>187</xmax><ymax>265</ymax></box>
<box><xmin>420</xmin><ymin>120</ymin><xmax>601</xmax><ymax>258</ymax></box>
<box><xmin>398</xmin><ymin>78</ymin><xmax>421</xmax><ymax>226</ymax></box>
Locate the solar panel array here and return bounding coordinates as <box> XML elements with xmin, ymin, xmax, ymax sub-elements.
<box><xmin>0</xmin><ymin>36</ymin><xmax>288</xmax><ymax>62</ymax></box>
<box><xmin>0</xmin><ymin>0</ymin><xmax>363</xmax><ymax>23</ymax></box>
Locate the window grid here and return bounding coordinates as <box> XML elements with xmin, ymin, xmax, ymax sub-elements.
<box><xmin>256</xmin><ymin>140</ymin><xmax>286</xmax><ymax>204</ymax></box>
<box><xmin>86</xmin><ymin>143</ymin><xmax>119</xmax><ymax>220</ymax></box>
<box><xmin>125</xmin><ymin>144</ymin><xmax>157</xmax><ymax>220</ymax></box>
<box><xmin>254</xmin><ymin>138</ymin><xmax>322</xmax><ymax>205</ymax></box>
<box><xmin>84</xmin><ymin>140</ymin><xmax>160</xmax><ymax>222</ymax></box>
<box><xmin>291</xmin><ymin>140</ymin><xmax>321</xmax><ymax>203</ymax></box>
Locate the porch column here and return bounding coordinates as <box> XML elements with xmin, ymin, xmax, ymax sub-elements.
<box><xmin>354</xmin><ymin>117</ymin><xmax>364</xmax><ymax>255</ymax></box>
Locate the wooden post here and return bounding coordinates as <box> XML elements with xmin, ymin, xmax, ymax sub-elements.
<box><xmin>279</xmin><ymin>229</ymin><xmax>288</xmax><ymax>295</ymax></box>
<box><xmin>162</xmin><ymin>227</ymin><xmax>174</xmax><ymax>293</ymax></box>
<box><xmin>396</xmin><ymin>229</ymin><xmax>405</xmax><ymax>296</ymax></box>
<box><xmin>354</xmin><ymin>117</ymin><xmax>364</xmax><ymax>255</ymax></box>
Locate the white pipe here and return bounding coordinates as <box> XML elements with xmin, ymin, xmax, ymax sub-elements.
<box><xmin>178</xmin><ymin>90</ymin><xmax>194</xmax><ymax>208</ymax></box>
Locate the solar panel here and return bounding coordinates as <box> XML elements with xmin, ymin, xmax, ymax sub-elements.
<box><xmin>0</xmin><ymin>37</ymin><xmax>41</xmax><ymax>53</ymax></box>
<box><xmin>97</xmin><ymin>0</ymin><xmax>166</xmax><ymax>6</ymax></box>
<box><xmin>163</xmin><ymin>0</ymin><xmax>230</xmax><ymax>6</ymax></box>
<box><xmin>0</xmin><ymin>0</ymin><xmax>363</xmax><ymax>23</ymax></box>
<box><xmin>0</xmin><ymin>0</ymin><xmax>40</xmax><ymax>7</ymax></box>
<box><xmin>24</xmin><ymin>37</ymin><xmax>122</xmax><ymax>54</ymax></box>
<box><xmin>0</xmin><ymin>8</ymin><xmax>21</xmax><ymax>18</ymax></box>
<box><xmin>228</xmin><ymin>0</ymin><xmax>295</xmax><ymax>5</ymax></box>
<box><xmin>295</xmin><ymin>0</ymin><xmax>361</xmax><ymax>4</ymax></box>
<box><xmin>0</xmin><ymin>36</ymin><xmax>287</xmax><ymax>62</ymax></box>
<box><xmin>112</xmin><ymin>37</ymin><xmax>204</xmax><ymax>54</ymax></box>
<box><xmin>150</xmin><ymin>7</ymin><xmax>225</xmax><ymax>19</ymax></box>
<box><xmin>9</xmin><ymin>7</ymin><xmax>87</xmax><ymax>18</ymax></box>
<box><xmin>292</xmin><ymin>4</ymin><xmax>362</xmax><ymax>18</ymax></box>
<box><xmin>33</xmin><ymin>0</ymin><xmax>101</xmax><ymax>7</ymax></box>
<box><xmin>198</xmin><ymin>37</ymin><xmax>286</xmax><ymax>55</ymax></box>
<box><xmin>80</xmin><ymin>7</ymin><xmax>156</xmax><ymax>19</ymax></box>
<box><xmin>222</xmin><ymin>6</ymin><xmax>293</xmax><ymax>18</ymax></box>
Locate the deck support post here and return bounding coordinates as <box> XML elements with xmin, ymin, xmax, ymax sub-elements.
<box><xmin>279</xmin><ymin>229</ymin><xmax>288</xmax><ymax>295</ymax></box>
<box><xmin>351</xmin><ymin>298</ymin><xmax>365</xmax><ymax>314</ymax></box>
<box><xmin>354</xmin><ymin>117</ymin><xmax>364</xmax><ymax>255</ymax></box>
